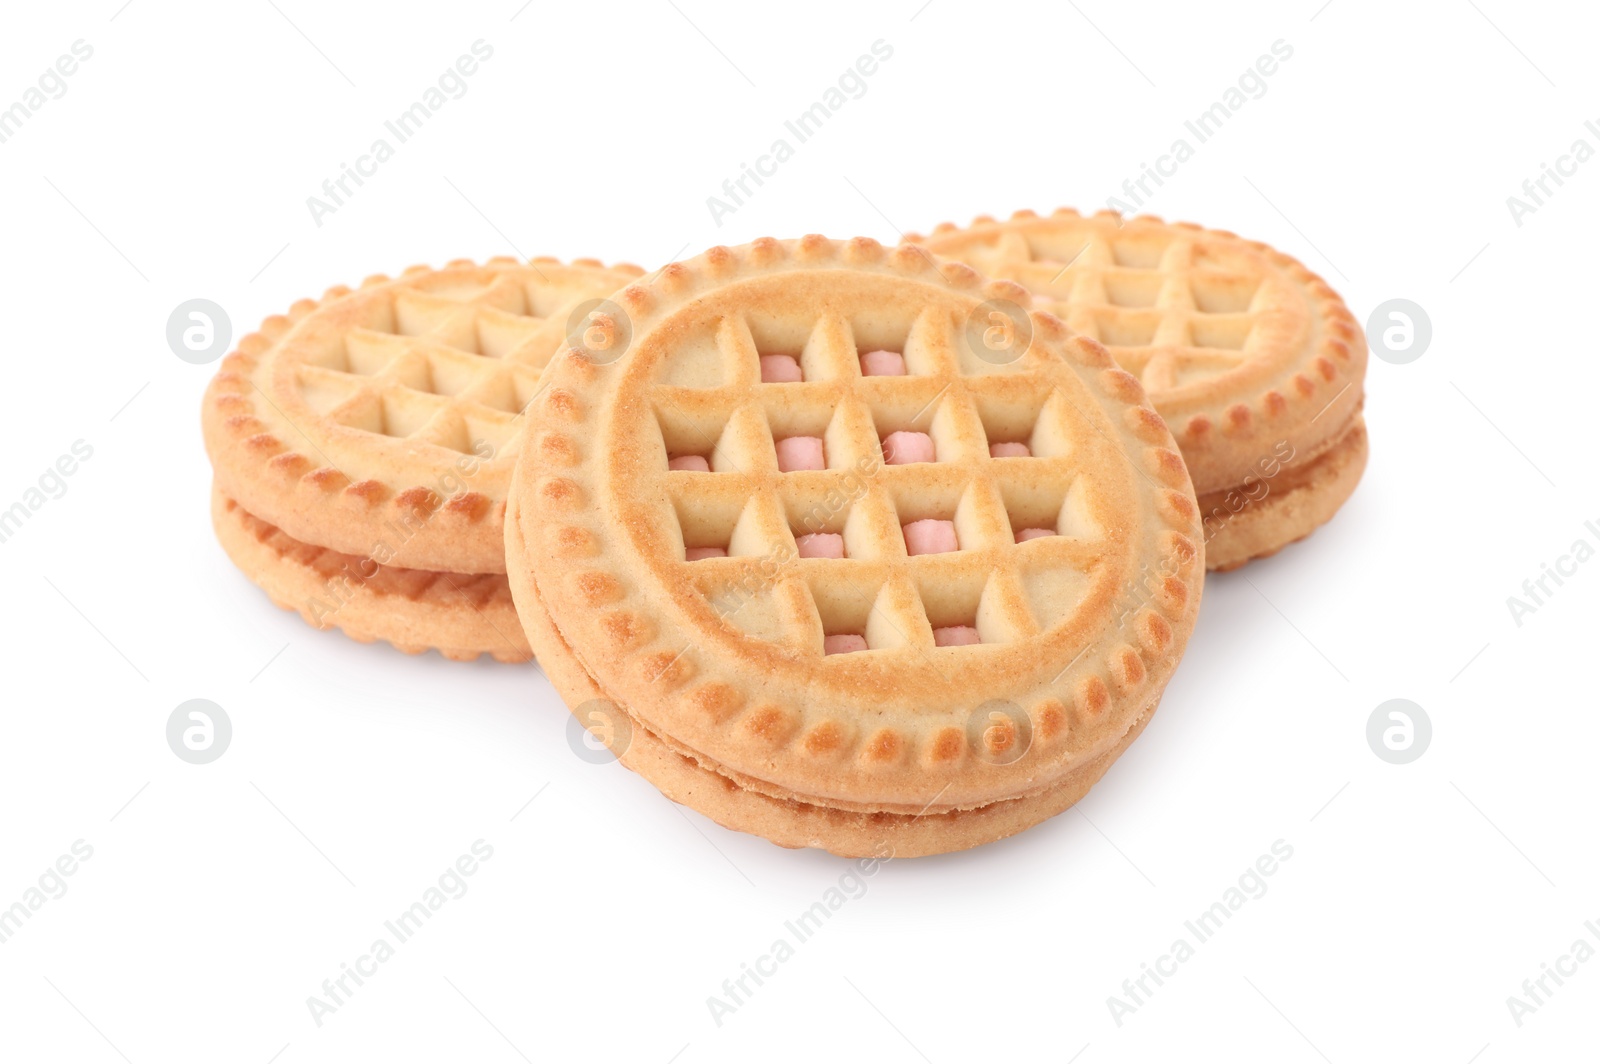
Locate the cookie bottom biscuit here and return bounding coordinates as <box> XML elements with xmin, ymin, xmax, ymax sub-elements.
<box><xmin>1201</xmin><ymin>415</ymin><xmax>1368</xmax><ymax>573</ymax></box>
<box><xmin>212</xmin><ymin>486</ymin><xmax>530</xmax><ymax>663</ymax></box>
<box><xmin>509</xmin><ymin>504</ymin><xmax>1163</xmax><ymax>858</ymax></box>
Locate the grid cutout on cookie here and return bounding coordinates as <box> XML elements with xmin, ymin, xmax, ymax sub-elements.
<box><xmin>520</xmin><ymin>237</ymin><xmax>1210</xmax><ymax>817</ymax></box>
<box><xmin>930</xmin><ymin>218</ymin><xmax>1281</xmax><ymax>395</ymax></box>
<box><xmin>647</xmin><ymin>302</ymin><xmax>1111</xmax><ymax>657</ymax></box>
<box><xmin>290</xmin><ymin>271</ymin><xmax>578</xmax><ymax>457</ymax></box>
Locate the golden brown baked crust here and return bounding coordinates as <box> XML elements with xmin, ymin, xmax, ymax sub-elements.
<box><xmin>905</xmin><ymin>209</ymin><xmax>1367</xmax><ymax>505</ymax></box>
<box><xmin>1203</xmin><ymin>414</ymin><xmax>1367</xmax><ymax>572</ymax></box>
<box><xmin>202</xmin><ymin>257</ymin><xmax>642</xmax><ymax>575</ymax></box>
<box><xmin>511</xmin><ymin>505</ymin><xmax>1157</xmax><ymax>857</ymax></box>
<box><xmin>507</xmin><ymin>235</ymin><xmax>1205</xmax><ymax>844</ymax></box>
<box><xmin>213</xmin><ymin>484</ymin><xmax>529</xmax><ymax>663</ymax></box>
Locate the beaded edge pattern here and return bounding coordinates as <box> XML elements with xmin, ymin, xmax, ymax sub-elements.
<box><xmin>214</xmin><ymin>489</ymin><xmax>530</xmax><ymax>663</ymax></box>
<box><xmin>904</xmin><ymin>207</ymin><xmax>1367</xmax><ymax>483</ymax></box>
<box><xmin>201</xmin><ymin>256</ymin><xmax>644</xmax><ymax>572</ymax></box>
<box><xmin>517</xmin><ymin>235</ymin><xmax>1206</xmax><ymax>806</ymax></box>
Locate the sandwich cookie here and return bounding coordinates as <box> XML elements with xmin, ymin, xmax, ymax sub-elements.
<box><xmin>203</xmin><ymin>256</ymin><xmax>642</xmax><ymax>660</ymax></box>
<box><xmin>507</xmin><ymin>235</ymin><xmax>1205</xmax><ymax>856</ymax></box>
<box><xmin>907</xmin><ymin>209</ymin><xmax>1368</xmax><ymax>570</ymax></box>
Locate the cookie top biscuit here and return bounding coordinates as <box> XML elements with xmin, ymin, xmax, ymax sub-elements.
<box><xmin>906</xmin><ymin>209</ymin><xmax>1366</xmax><ymax>495</ymax></box>
<box><xmin>510</xmin><ymin>236</ymin><xmax>1204</xmax><ymax>813</ymax></box>
<box><xmin>202</xmin><ymin>257</ymin><xmax>642</xmax><ymax>573</ymax></box>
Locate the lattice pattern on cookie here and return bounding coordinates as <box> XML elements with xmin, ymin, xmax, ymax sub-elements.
<box><xmin>204</xmin><ymin>257</ymin><xmax>642</xmax><ymax>574</ymax></box>
<box><xmin>644</xmin><ymin>300</ymin><xmax>1113</xmax><ymax>658</ymax></box>
<box><xmin>291</xmin><ymin>272</ymin><xmax>575</xmax><ymax>456</ymax></box>
<box><xmin>907</xmin><ymin>210</ymin><xmax>1368</xmax><ymax>502</ymax></box>
<box><xmin>519</xmin><ymin>236</ymin><xmax>1207</xmax><ymax>814</ymax></box>
<box><xmin>921</xmin><ymin>215</ymin><xmax>1279</xmax><ymax>395</ymax></box>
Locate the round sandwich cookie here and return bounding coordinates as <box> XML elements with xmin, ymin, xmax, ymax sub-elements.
<box><xmin>202</xmin><ymin>256</ymin><xmax>641</xmax><ymax>660</ymax></box>
<box><xmin>212</xmin><ymin>484</ymin><xmax>528</xmax><ymax>662</ymax></box>
<box><xmin>506</xmin><ymin>235</ymin><xmax>1205</xmax><ymax>856</ymax></box>
<box><xmin>906</xmin><ymin>209</ymin><xmax>1368</xmax><ymax>571</ymax></box>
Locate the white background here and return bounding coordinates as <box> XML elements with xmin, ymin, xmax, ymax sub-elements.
<box><xmin>1</xmin><ymin>1</ymin><xmax>1595</xmax><ymax>1060</ymax></box>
